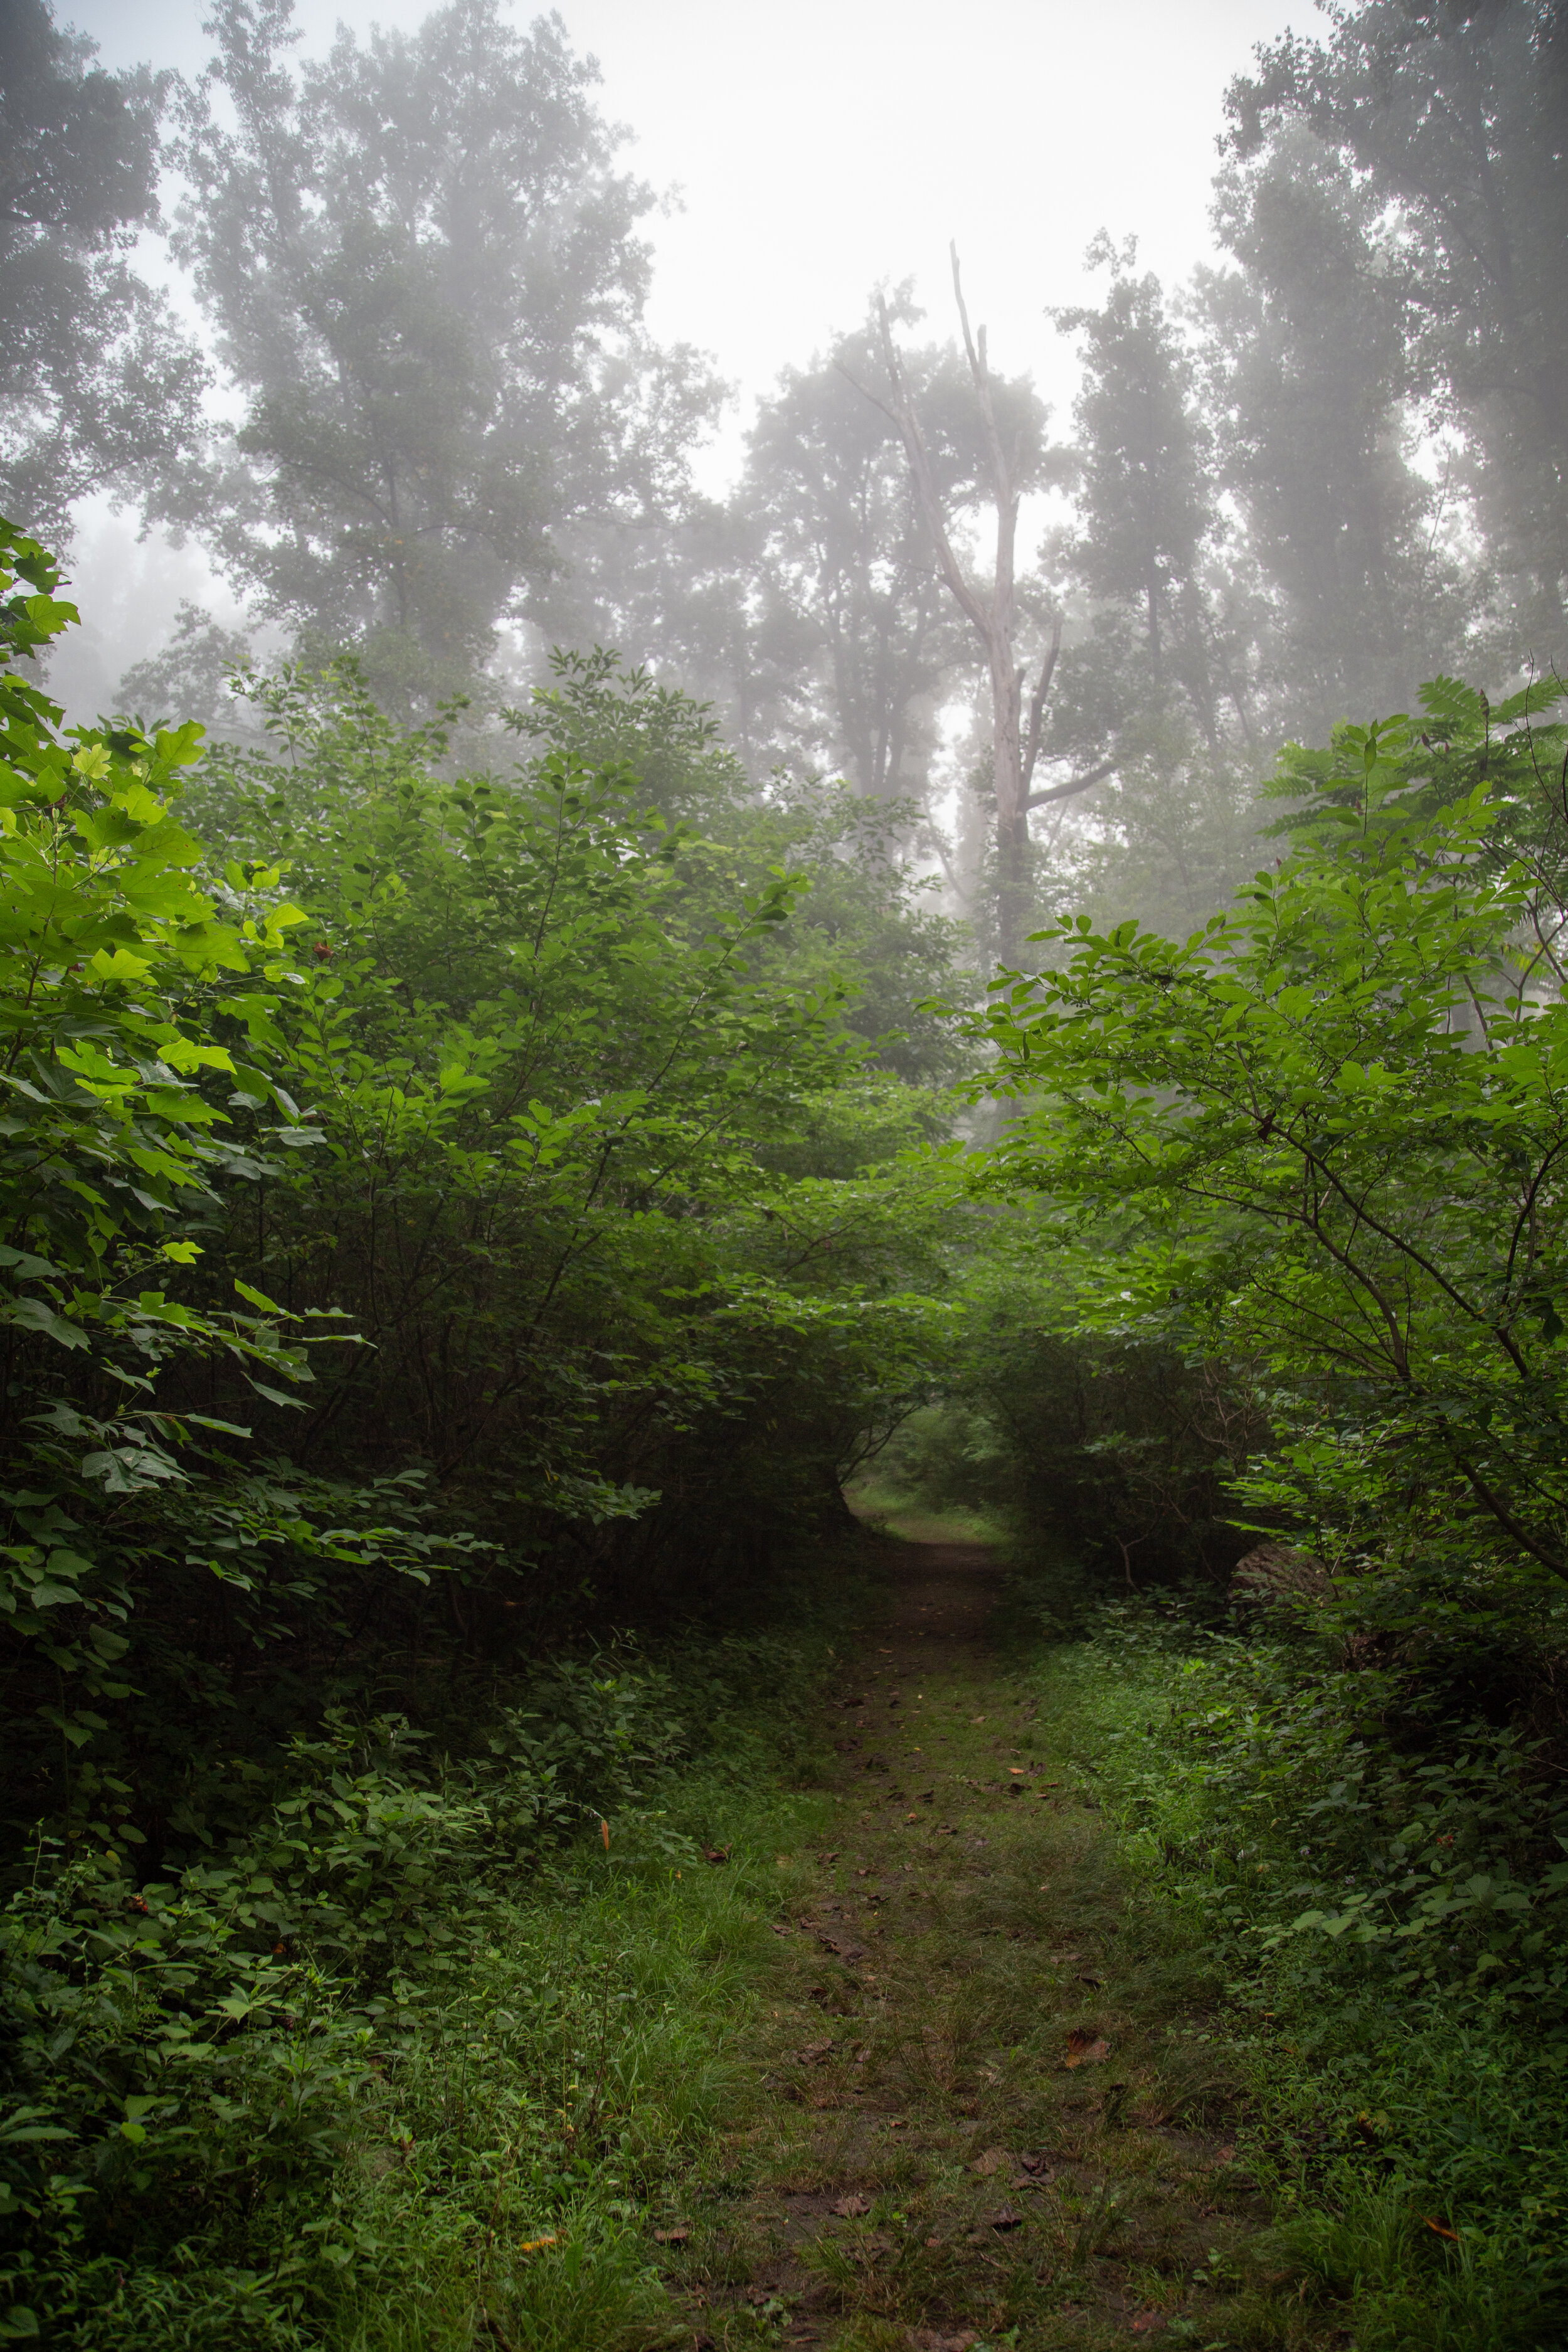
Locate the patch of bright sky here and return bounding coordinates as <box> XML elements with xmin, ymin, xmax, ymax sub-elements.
<box><xmin>56</xmin><ymin>0</ymin><xmax>1305</xmax><ymax>711</ymax></box>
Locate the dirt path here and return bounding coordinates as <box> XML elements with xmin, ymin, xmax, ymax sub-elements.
<box><xmin>657</xmin><ymin>1534</ymin><xmax>1281</xmax><ymax>2352</ymax></box>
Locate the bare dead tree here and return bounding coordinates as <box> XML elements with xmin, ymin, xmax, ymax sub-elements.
<box><xmin>844</xmin><ymin>248</ymin><xmax>1113</xmax><ymax>964</ymax></box>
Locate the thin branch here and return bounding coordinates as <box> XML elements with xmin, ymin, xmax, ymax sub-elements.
<box><xmin>1443</xmin><ymin>1439</ymin><xmax>1568</xmax><ymax>1580</ymax></box>
<box><xmin>1026</xmin><ymin>756</ymin><xmax>1115</xmax><ymax>810</ymax></box>
<box><xmin>950</xmin><ymin>242</ymin><xmax>985</xmax><ymax>386</ymax></box>
<box><xmin>833</xmin><ymin>356</ymin><xmax>899</xmax><ymax>433</ymax></box>
<box><xmin>854</xmin><ymin>295</ymin><xmax>990</xmax><ymax>647</ymax></box>
<box><xmin>1021</xmin><ymin>613</ymin><xmax>1063</xmax><ymax>793</ymax></box>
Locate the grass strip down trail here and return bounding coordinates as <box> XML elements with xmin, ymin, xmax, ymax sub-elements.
<box><xmin>651</xmin><ymin>1528</ymin><xmax>1296</xmax><ymax>2352</ymax></box>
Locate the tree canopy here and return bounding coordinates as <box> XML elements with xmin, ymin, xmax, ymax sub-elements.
<box><xmin>170</xmin><ymin>0</ymin><xmax>720</xmax><ymax>706</ymax></box>
<box><xmin>0</xmin><ymin>0</ymin><xmax>206</xmax><ymax>546</ymax></box>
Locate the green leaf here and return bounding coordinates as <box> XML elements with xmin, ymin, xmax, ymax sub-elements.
<box><xmin>234</xmin><ymin>1278</ymin><xmax>286</xmax><ymax>1315</ymax></box>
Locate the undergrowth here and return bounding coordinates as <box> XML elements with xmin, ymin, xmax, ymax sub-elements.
<box><xmin>1036</xmin><ymin>1596</ymin><xmax>1568</xmax><ymax>2352</ymax></box>
<box><xmin>0</xmin><ymin>1603</ymin><xmax>849</xmax><ymax>2348</ymax></box>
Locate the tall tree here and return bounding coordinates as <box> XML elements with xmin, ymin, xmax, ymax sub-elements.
<box><xmin>738</xmin><ymin>305</ymin><xmax>967</xmax><ymax>801</ymax></box>
<box><xmin>1226</xmin><ymin>0</ymin><xmax>1568</xmax><ymax>660</ymax></box>
<box><xmin>859</xmin><ymin>252</ymin><xmax>1111</xmax><ymax>963</ymax></box>
<box><xmin>172</xmin><ymin>0</ymin><xmax>719</xmax><ymax>707</ymax></box>
<box><xmin>1197</xmin><ymin>123</ymin><xmax>1473</xmax><ymax>736</ymax></box>
<box><xmin>0</xmin><ymin>0</ymin><xmax>206</xmax><ymax>548</ymax></box>
<box><xmin>1051</xmin><ymin>241</ymin><xmax>1214</xmax><ymax>684</ymax></box>
<box><xmin>564</xmin><ymin>307</ymin><xmax>969</xmax><ymax>802</ymax></box>
<box><xmin>1042</xmin><ymin>244</ymin><xmax>1266</xmax><ymax>935</ymax></box>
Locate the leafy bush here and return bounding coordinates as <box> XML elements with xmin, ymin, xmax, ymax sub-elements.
<box><xmin>0</xmin><ymin>517</ymin><xmax>950</xmax><ymax>1857</ymax></box>
<box><xmin>1042</xmin><ymin>1597</ymin><xmax>1568</xmax><ymax>2342</ymax></box>
<box><xmin>0</xmin><ymin>513</ymin><xmax>901</xmax><ymax>2343</ymax></box>
<box><xmin>1</xmin><ymin>1613</ymin><xmax>836</xmax><ymax>2346</ymax></box>
<box><xmin>972</xmin><ymin>677</ymin><xmax>1568</xmax><ymax>1589</ymax></box>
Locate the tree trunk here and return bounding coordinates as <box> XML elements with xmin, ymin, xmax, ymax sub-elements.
<box><xmin>854</xmin><ymin>252</ymin><xmax>1115</xmax><ymax>968</ymax></box>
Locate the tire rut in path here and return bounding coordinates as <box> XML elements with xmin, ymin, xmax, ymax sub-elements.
<box><xmin>661</xmin><ymin>1533</ymin><xmax>1288</xmax><ymax>2352</ymax></box>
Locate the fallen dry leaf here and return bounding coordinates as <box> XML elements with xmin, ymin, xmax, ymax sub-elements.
<box><xmin>829</xmin><ymin>2193</ymin><xmax>869</xmax><ymax>2218</ymax></box>
<box><xmin>969</xmin><ymin>2146</ymin><xmax>1010</xmax><ymax>2178</ymax></box>
<box><xmin>1212</xmin><ymin>2144</ymin><xmax>1236</xmax><ymax>2166</ymax></box>
<box><xmin>1424</xmin><ymin>2216</ymin><xmax>1459</xmax><ymax>2242</ymax></box>
<box><xmin>701</xmin><ymin>1845</ymin><xmax>730</xmax><ymax>1864</ymax></box>
<box><xmin>652</xmin><ymin>2226</ymin><xmax>690</xmax><ymax>2244</ymax></box>
<box><xmin>986</xmin><ymin>2205</ymin><xmax>1022</xmax><ymax>2230</ymax></box>
<box><xmin>796</xmin><ymin>2040</ymin><xmax>835</xmax><ymax>2066</ymax></box>
<box><xmin>1130</xmin><ymin>2312</ymin><xmax>1168</xmax><ymax>2337</ymax></box>
<box><xmin>1064</xmin><ymin>2030</ymin><xmax>1110</xmax><ymax>2069</ymax></box>
<box><xmin>517</xmin><ymin>2233</ymin><xmax>558</xmax><ymax>2254</ymax></box>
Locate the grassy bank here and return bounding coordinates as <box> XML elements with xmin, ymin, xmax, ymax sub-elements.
<box><xmin>1035</xmin><ymin>1599</ymin><xmax>1568</xmax><ymax>2352</ymax></box>
<box><xmin>1</xmin><ymin>1589</ymin><xmax>855</xmax><ymax>2351</ymax></box>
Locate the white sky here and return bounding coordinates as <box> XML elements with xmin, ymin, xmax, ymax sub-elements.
<box><xmin>55</xmin><ymin>0</ymin><xmax>1308</xmax><ymax>711</ymax></box>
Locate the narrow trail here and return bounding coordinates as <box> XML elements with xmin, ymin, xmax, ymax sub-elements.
<box><xmin>659</xmin><ymin>1533</ymin><xmax>1274</xmax><ymax>2352</ymax></box>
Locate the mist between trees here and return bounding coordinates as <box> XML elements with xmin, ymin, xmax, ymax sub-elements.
<box><xmin>6</xmin><ymin>0</ymin><xmax>1567</xmax><ymax>956</ymax></box>
<box><xmin>4</xmin><ymin>3</ymin><xmax>1568</xmax><ymax>2349</ymax></box>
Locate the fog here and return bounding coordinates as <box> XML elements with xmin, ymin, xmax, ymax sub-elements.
<box><xmin>11</xmin><ymin>0</ymin><xmax>1564</xmax><ymax>946</ymax></box>
<box><xmin>8</xmin><ymin>15</ymin><xmax>1568</xmax><ymax>2334</ymax></box>
<box><xmin>52</xmin><ymin>0</ymin><xmax>1298</xmax><ymax>711</ymax></box>
<box><xmin>73</xmin><ymin>0</ymin><xmax>1297</xmax><ymax>428</ymax></box>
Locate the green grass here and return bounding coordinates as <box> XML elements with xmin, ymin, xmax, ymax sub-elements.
<box><xmin>18</xmin><ymin>1541</ymin><xmax>1566</xmax><ymax>2349</ymax></box>
<box><xmin>4</xmin><ymin>1766</ymin><xmax>835</xmax><ymax>2351</ymax></box>
<box><xmin>320</xmin><ymin>1785</ymin><xmax>832</xmax><ymax>2352</ymax></box>
<box><xmin>841</xmin><ymin>1477</ymin><xmax>1008</xmax><ymax>1547</ymax></box>
<box><xmin>1029</xmin><ymin>1608</ymin><xmax>1568</xmax><ymax>2352</ymax></box>
<box><xmin>0</xmin><ymin>1579</ymin><xmax>859</xmax><ymax>2352</ymax></box>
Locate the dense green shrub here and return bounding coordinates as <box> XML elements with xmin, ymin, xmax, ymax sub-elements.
<box><xmin>1041</xmin><ymin>1594</ymin><xmax>1568</xmax><ymax>2347</ymax></box>
<box><xmin>972</xmin><ymin>679</ymin><xmax>1568</xmax><ymax>1591</ymax></box>
<box><xmin>0</xmin><ymin>515</ymin><xmax>923</xmax><ymax>2339</ymax></box>
<box><xmin>1</xmin><ymin>1611</ymin><xmax>840</xmax><ymax>2347</ymax></box>
<box><xmin>0</xmin><ymin>519</ymin><xmax>955</xmax><ymax>1855</ymax></box>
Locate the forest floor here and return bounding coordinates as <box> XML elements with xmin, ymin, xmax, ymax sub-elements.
<box><xmin>647</xmin><ymin>1526</ymin><xmax>1331</xmax><ymax>2352</ymax></box>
